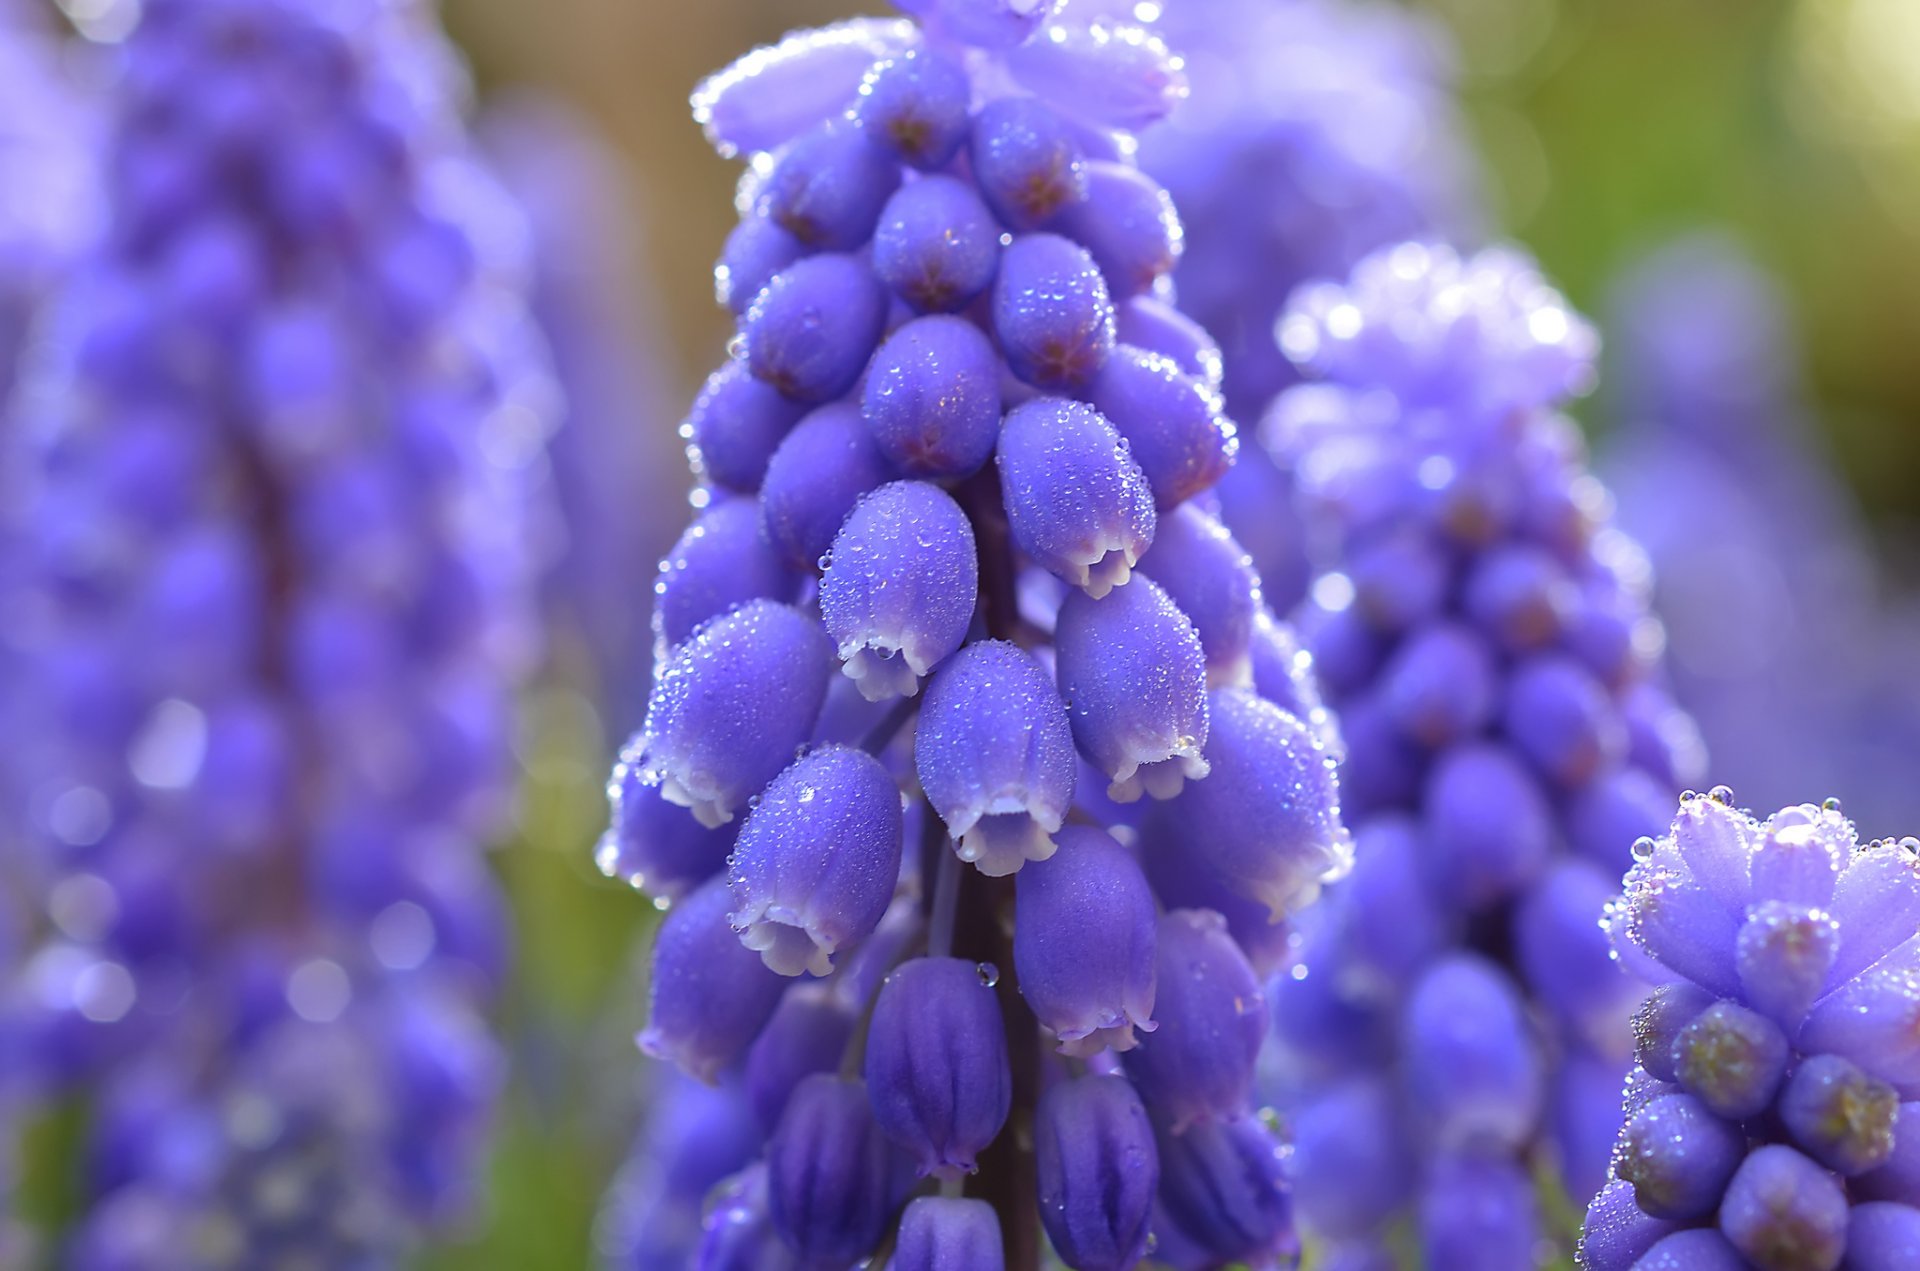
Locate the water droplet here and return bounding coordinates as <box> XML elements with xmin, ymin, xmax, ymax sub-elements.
<box><xmin>1630</xmin><ymin>836</ymin><xmax>1656</xmax><ymax>863</ymax></box>
<box><xmin>976</xmin><ymin>962</ymin><xmax>1000</xmax><ymax>988</ymax></box>
<box><xmin>1709</xmin><ymin>784</ymin><xmax>1734</xmax><ymax>805</ymax></box>
<box><xmin>1823</xmin><ymin>796</ymin><xmax>1844</xmax><ymax>812</ymax></box>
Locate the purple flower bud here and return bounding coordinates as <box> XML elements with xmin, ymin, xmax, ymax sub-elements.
<box><xmin>1249</xmin><ymin>611</ymin><xmax>1343</xmax><ymax>757</ymax></box>
<box><xmin>969</xmin><ymin>97</ymin><xmax>1088</xmax><ymax>230</ymax></box>
<box><xmin>1034</xmin><ymin>1074</ymin><xmax>1158</xmax><ymax>1271</ymax></box>
<box><xmin>1569</xmin><ymin>765</ymin><xmax>1672</xmax><ymax>872</ymax></box>
<box><xmin>1052</xmin><ymin>162</ymin><xmax>1182</xmax><ymax>298</ymax></box>
<box><xmin>1859</xmin><ymin>1102</ymin><xmax>1920</xmax><ymax>1202</ymax></box>
<box><xmin>863</xmin><ymin>957</ymin><xmax>1010</xmax><ymax>1178</ymax></box>
<box><xmin>861</xmin><ymin>315</ymin><xmax>1002</xmax><ymax>479</ymax></box>
<box><xmin>691</xmin><ymin>19</ymin><xmax>914</xmax><ymax>156</ymax></box>
<box><xmin>685</xmin><ymin>360</ymin><xmax>808</xmax><ymax>493</ymax></box>
<box><xmin>1846</xmin><ymin>1203</ymin><xmax>1920</xmax><ymax>1268</ymax></box>
<box><xmin>908</xmin><ymin>0</ymin><xmax>1055</xmax><ymax>51</ymax></box>
<box><xmin>640</xmin><ymin>600</ymin><xmax>833</xmax><ymax>827</ymax></box>
<box><xmin>715</xmin><ymin>215</ymin><xmax>803</xmax><ymax>315</ymax></box>
<box><xmin>998</xmin><ymin>396</ymin><xmax>1156</xmax><ymax>598</ymax></box>
<box><xmin>745</xmin><ymin>252</ymin><xmax>889</xmax><ymax>404</ymax></box>
<box><xmin>598</xmin><ymin>748</ymin><xmax>738</xmax><ymax>898</ymax></box>
<box><xmin>915</xmin><ymin>640</ymin><xmax>1076</xmax><ymax>876</ymax></box>
<box><xmin>1347</xmin><ymin>528</ymin><xmax>1451</xmax><ymax>632</ymax></box>
<box><xmin>1669</xmin><ymin>1000</ymin><xmax>1789</xmax><ymax>1121</ymax></box>
<box><xmin>1515</xmin><ymin>859</ymin><xmax>1640</xmax><ymax>1052</ymax></box>
<box><xmin>854</xmin><ymin>50</ymin><xmax>971</xmax><ymax>170</ymax></box>
<box><xmin>640</xmin><ymin>876</ymin><xmax>788</xmax><ymax>1082</ymax></box>
<box><xmin>1006</xmin><ymin>19</ymin><xmax>1186</xmax><ymax>131</ymax></box>
<box><xmin>1169</xmin><ymin>686</ymin><xmax>1347</xmax><ymax>919</ymax></box>
<box><xmin>893</xmin><ymin>1196</ymin><xmax>1005</xmax><ymax>1271</ymax></box>
<box><xmin>1462</xmin><ymin>543</ymin><xmax>1574</xmax><ymax>652</ymax></box>
<box><xmin>1718</xmin><ymin>1145</ymin><xmax>1848</xmax><ymax>1271</ymax></box>
<box><xmin>1120</xmin><ymin>909</ymin><xmax>1265</xmax><ymax>1130</ymax></box>
<box><xmin>728</xmin><ymin>745</ymin><xmax>905</xmax><ymax>976</ymax></box>
<box><xmin>766</xmin><ymin>1073</ymin><xmax>905</xmax><ymax>1266</ymax></box>
<box><xmin>696</xmin><ymin>1165</ymin><xmax>801</xmax><ymax>1271</ymax></box>
<box><xmin>1087</xmin><ymin>345</ymin><xmax>1234</xmax><ymax>509</ymax></box>
<box><xmin>1578</xmin><ymin>1178</ymin><xmax>1679</xmax><ymax>1271</ymax></box>
<box><xmin>1135</xmin><ymin>504</ymin><xmax>1258</xmax><ymax>686</ymax></box>
<box><xmin>1422</xmin><ymin>743</ymin><xmax>1552</xmax><ymax>910</ymax></box>
<box><xmin>1503</xmin><ymin>654</ymin><xmax>1628</xmax><ymax>788</ymax></box>
<box><xmin>1778</xmin><ymin>1054</ymin><xmax>1900</xmax><ymax>1176</ymax></box>
<box><xmin>759</xmin><ymin>119</ymin><xmax>901</xmax><ymax>250</ymax></box>
<box><xmin>1290</xmin><ymin>1078</ymin><xmax>1414</xmax><ymax>1239</ymax></box>
<box><xmin>1418</xmin><ymin>1155</ymin><xmax>1539</xmax><ymax>1271</ymax></box>
<box><xmin>1633</xmin><ymin>1229</ymin><xmax>1745</xmax><ymax>1270</ymax></box>
<box><xmin>1013</xmin><ymin>826</ymin><xmax>1157</xmax><ymax>1056</ymax></box>
<box><xmin>1402</xmin><ymin>955</ymin><xmax>1543</xmax><ymax>1154</ymax></box>
<box><xmin>746</xmin><ymin>983</ymin><xmax>858</xmax><ymax>1131</ymax></box>
<box><xmin>871</xmin><ymin>175</ymin><xmax>1000</xmax><ymax>313</ymax></box>
<box><xmin>819</xmin><ymin>481</ymin><xmax>977</xmax><ymax>701</ymax></box>
<box><xmin>1614</xmin><ymin>1092</ymin><xmax>1744</xmax><ymax>1221</ymax></box>
<box><xmin>1153</xmin><ymin>1116</ymin><xmax>1294</xmax><ymax>1266</ymax></box>
<box><xmin>1825</xmin><ymin>837</ymin><xmax>1920</xmax><ymax>990</ymax></box>
<box><xmin>1631</xmin><ymin>983</ymin><xmax>1715</xmax><ymax>1084</ymax></box>
<box><xmin>1115</xmin><ymin>295</ymin><xmax>1222</xmax><ymax>387</ymax></box>
<box><xmin>1138</xmin><ymin>821</ymin><xmax>1292</xmax><ymax>978</ymax></box>
<box><xmin>1377</xmin><ymin>621</ymin><xmax>1498</xmax><ymax>748</ymax></box>
<box><xmin>992</xmin><ymin>233</ymin><xmax>1115</xmax><ymax>391</ymax></box>
<box><xmin>759</xmin><ymin>401</ymin><xmax>896</xmax><ymax>571</ymax></box>
<box><xmin>1054</xmin><ymin>577</ymin><xmax>1210</xmax><ymax>802</ymax></box>
<box><xmin>655</xmin><ymin>499</ymin><xmax>800</xmax><ymax>646</ymax></box>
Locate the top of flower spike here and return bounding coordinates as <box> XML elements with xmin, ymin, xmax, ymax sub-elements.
<box><xmin>1279</xmin><ymin>241</ymin><xmax>1599</xmax><ymax>423</ymax></box>
<box><xmin>691</xmin><ymin>1</ymin><xmax>1186</xmax><ymax>160</ymax></box>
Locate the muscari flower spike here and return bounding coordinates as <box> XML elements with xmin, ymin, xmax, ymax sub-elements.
<box><xmin>603</xmin><ymin>2</ymin><xmax>1350</xmax><ymax>1264</ymax></box>
<box><xmin>1581</xmin><ymin>794</ymin><xmax>1920</xmax><ymax>1270</ymax></box>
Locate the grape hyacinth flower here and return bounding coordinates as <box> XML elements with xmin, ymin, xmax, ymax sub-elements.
<box><xmin>603</xmin><ymin>5</ymin><xmax>1348</xmax><ymax>1264</ymax></box>
<box><xmin>1582</xmin><ymin>795</ymin><xmax>1920</xmax><ymax>1269</ymax></box>
<box><xmin>1</xmin><ymin>0</ymin><xmax>549</xmax><ymax>1258</ymax></box>
<box><xmin>1260</xmin><ymin>242</ymin><xmax>1702</xmax><ymax>1263</ymax></box>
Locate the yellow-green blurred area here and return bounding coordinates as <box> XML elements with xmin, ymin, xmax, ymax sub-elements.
<box><xmin>417</xmin><ymin>0</ymin><xmax>1920</xmax><ymax>1263</ymax></box>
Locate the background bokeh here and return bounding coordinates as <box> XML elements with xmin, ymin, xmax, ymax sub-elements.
<box><xmin>24</xmin><ymin>0</ymin><xmax>1913</xmax><ymax>1265</ymax></box>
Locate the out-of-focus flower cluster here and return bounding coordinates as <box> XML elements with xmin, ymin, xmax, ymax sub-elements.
<box><xmin>0</xmin><ymin>0</ymin><xmax>551</xmax><ymax>1261</ymax></box>
<box><xmin>594</xmin><ymin>2</ymin><xmax>1350</xmax><ymax>1266</ymax></box>
<box><xmin>1583</xmin><ymin>794</ymin><xmax>1920</xmax><ymax>1269</ymax></box>
<box><xmin>1263</xmin><ymin>241</ymin><xmax>1704</xmax><ymax>1267</ymax></box>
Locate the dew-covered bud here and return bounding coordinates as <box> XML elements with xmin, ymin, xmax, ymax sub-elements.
<box><xmin>655</xmin><ymin>499</ymin><xmax>800</xmax><ymax>646</ymax></box>
<box><xmin>1718</xmin><ymin>1144</ymin><xmax>1848</xmax><ymax>1271</ymax></box>
<box><xmin>1670</xmin><ymin>1000</ymin><xmax>1789</xmax><ymax>1121</ymax></box>
<box><xmin>1418</xmin><ymin>1154</ymin><xmax>1539</xmax><ymax>1271</ymax></box>
<box><xmin>728</xmin><ymin>745</ymin><xmax>904</xmax><ymax>976</ymax></box>
<box><xmin>759</xmin><ymin>402</ymin><xmax>895</xmax><ymax>571</ymax></box>
<box><xmin>746</xmin><ymin>982</ymin><xmax>858</xmax><ymax>1131</ymax></box>
<box><xmin>1006</xmin><ymin>18</ymin><xmax>1186</xmax><ymax>131</ymax></box>
<box><xmin>598</xmin><ymin>749</ymin><xmax>737</xmax><ymax>898</ymax></box>
<box><xmin>1248</xmin><ymin>611</ymin><xmax>1340</xmax><ymax>753</ymax></box>
<box><xmin>1634</xmin><ymin>1229</ymin><xmax>1745</xmax><ymax>1270</ymax></box>
<box><xmin>998</xmin><ymin>396</ymin><xmax>1156</xmax><ymax>599</ymax></box>
<box><xmin>685</xmin><ymin>360</ymin><xmax>808</xmax><ymax>493</ymax></box>
<box><xmin>1153</xmin><ymin>1115</ymin><xmax>1294</xmax><ymax>1267</ymax></box>
<box><xmin>1578</xmin><ymin>1177</ymin><xmax>1679</xmax><ymax>1271</ymax></box>
<box><xmin>1778</xmin><ymin>1054</ymin><xmax>1900</xmax><ymax>1176</ymax></box>
<box><xmin>1377</xmin><ymin>621</ymin><xmax>1497</xmax><ymax>748</ymax></box>
<box><xmin>716</xmin><ymin>215</ymin><xmax>804</xmax><ymax>316</ymax></box>
<box><xmin>861</xmin><ymin>315</ymin><xmax>1002</xmax><ymax>479</ymax></box>
<box><xmin>766</xmin><ymin>1074</ymin><xmax>905</xmax><ymax>1266</ymax></box>
<box><xmin>993</xmin><ymin>233</ymin><xmax>1115</xmax><ymax>391</ymax></box>
<box><xmin>1136</xmin><ymin>503</ymin><xmax>1258</xmax><ymax>686</ymax></box>
<box><xmin>1631</xmin><ymin>983</ymin><xmax>1716</xmax><ymax>1084</ymax></box>
<box><xmin>970</xmin><ymin>97</ymin><xmax>1088</xmax><ymax>230</ymax></box>
<box><xmin>1422</xmin><ymin>742</ymin><xmax>1552</xmax><ymax>911</ymax></box>
<box><xmin>691</xmin><ymin>19</ymin><xmax>915</xmax><ymax>156</ymax></box>
<box><xmin>1402</xmin><ymin>955</ymin><xmax>1543</xmax><ymax>1154</ymax></box>
<box><xmin>639</xmin><ymin>600</ymin><xmax>833</xmax><ymax>828</ymax></box>
<box><xmin>1116</xmin><ymin>295</ymin><xmax>1222</xmax><ymax>387</ymax></box>
<box><xmin>915</xmin><ymin>640</ymin><xmax>1076</xmax><ymax>876</ymax></box>
<box><xmin>1013</xmin><ymin>826</ymin><xmax>1157</xmax><ymax>1056</ymax></box>
<box><xmin>640</xmin><ymin>876</ymin><xmax>787</xmax><ymax>1083</ymax></box>
<box><xmin>913</xmin><ymin>0</ymin><xmax>1054</xmax><ymax>51</ymax></box>
<box><xmin>1120</xmin><ymin>909</ymin><xmax>1265</xmax><ymax>1130</ymax></box>
<box><xmin>819</xmin><ymin>481</ymin><xmax>978</xmax><ymax>701</ymax></box>
<box><xmin>1846</xmin><ymin>1203</ymin><xmax>1920</xmax><ymax>1269</ymax></box>
<box><xmin>759</xmin><ymin>119</ymin><xmax>901</xmax><ymax>250</ymax></box>
<box><xmin>871</xmin><ymin>175</ymin><xmax>1000</xmax><ymax>314</ymax></box>
<box><xmin>1053</xmin><ymin>162</ymin><xmax>1182</xmax><ymax>299</ymax></box>
<box><xmin>1614</xmin><ymin>1092</ymin><xmax>1745</xmax><ymax>1221</ymax></box>
<box><xmin>1055</xmin><ymin>577</ymin><xmax>1210</xmax><ymax>802</ymax></box>
<box><xmin>1088</xmin><ymin>345</ymin><xmax>1234</xmax><ymax>509</ymax></box>
<box><xmin>893</xmin><ymin>1196</ymin><xmax>1005</xmax><ymax>1271</ymax></box>
<box><xmin>1167</xmin><ymin>686</ymin><xmax>1347</xmax><ymax>919</ymax></box>
<box><xmin>863</xmin><ymin>957</ymin><xmax>1010</xmax><ymax>1178</ymax></box>
<box><xmin>855</xmin><ymin>50</ymin><xmax>971</xmax><ymax>170</ymax></box>
<box><xmin>745</xmin><ymin>252</ymin><xmax>889</xmax><ymax>403</ymax></box>
<box><xmin>1034</xmin><ymin>1074</ymin><xmax>1158</xmax><ymax>1271</ymax></box>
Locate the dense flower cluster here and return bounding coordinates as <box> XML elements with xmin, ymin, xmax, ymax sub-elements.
<box><xmin>1263</xmin><ymin>242</ymin><xmax>1704</xmax><ymax>1266</ymax></box>
<box><xmin>1583</xmin><ymin>794</ymin><xmax>1920</xmax><ymax>1269</ymax></box>
<box><xmin>598</xmin><ymin>2</ymin><xmax>1348</xmax><ymax>1264</ymax></box>
<box><xmin>1</xmin><ymin>0</ymin><xmax>548</xmax><ymax>1260</ymax></box>
<box><xmin>1600</xmin><ymin>237</ymin><xmax>1920</xmax><ymax>842</ymax></box>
